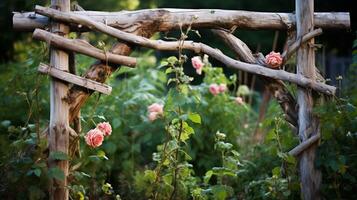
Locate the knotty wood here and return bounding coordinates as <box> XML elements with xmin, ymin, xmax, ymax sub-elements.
<box><xmin>38</xmin><ymin>63</ymin><xmax>112</xmax><ymax>95</ymax></box>
<box><xmin>33</xmin><ymin>6</ymin><xmax>336</xmax><ymax>95</ymax></box>
<box><xmin>13</xmin><ymin>9</ymin><xmax>350</xmax><ymax>32</ymax></box>
<box><xmin>48</xmin><ymin>0</ymin><xmax>70</xmax><ymax>199</ymax></box>
<box><xmin>32</xmin><ymin>29</ymin><xmax>136</xmax><ymax>67</ymax></box>
<box><xmin>296</xmin><ymin>0</ymin><xmax>322</xmax><ymax>199</ymax></box>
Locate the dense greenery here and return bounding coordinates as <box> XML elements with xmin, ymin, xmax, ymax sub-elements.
<box><xmin>0</xmin><ymin>0</ymin><xmax>356</xmax><ymax>199</ymax></box>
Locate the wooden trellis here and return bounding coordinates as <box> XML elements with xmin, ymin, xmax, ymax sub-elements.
<box><xmin>13</xmin><ymin>0</ymin><xmax>350</xmax><ymax>199</ymax></box>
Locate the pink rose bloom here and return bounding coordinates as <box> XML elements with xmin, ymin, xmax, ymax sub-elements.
<box><xmin>235</xmin><ymin>97</ymin><xmax>244</xmax><ymax>105</ymax></box>
<box><xmin>209</xmin><ymin>83</ymin><xmax>220</xmax><ymax>96</ymax></box>
<box><xmin>265</xmin><ymin>51</ymin><xmax>283</xmax><ymax>69</ymax></box>
<box><xmin>191</xmin><ymin>56</ymin><xmax>204</xmax><ymax>75</ymax></box>
<box><xmin>148</xmin><ymin>103</ymin><xmax>164</xmax><ymax>114</ymax></box>
<box><xmin>218</xmin><ymin>84</ymin><xmax>227</xmax><ymax>93</ymax></box>
<box><xmin>85</xmin><ymin>129</ymin><xmax>104</xmax><ymax>148</ymax></box>
<box><xmin>148</xmin><ymin>112</ymin><xmax>159</xmax><ymax>121</ymax></box>
<box><xmin>148</xmin><ymin>103</ymin><xmax>164</xmax><ymax>122</ymax></box>
<box><xmin>97</xmin><ymin>122</ymin><xmax>112</xmax><ymax>137</ymax></box>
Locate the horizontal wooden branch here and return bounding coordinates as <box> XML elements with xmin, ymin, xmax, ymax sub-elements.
<box><xmin>32</xmin><ymin>29</ymin><xmax>136</xmax><ymax>67</ymax></box>
<box><xmin>35</xmin><ymin>6</ymin><xmax>336</xmax><ymax>95</ymax></box>
<box><xmin>13</xmin><ymin>7</ymin><xmax>350</xmax><ymax>31</ymax></box>
<box><xmin>289</xmin><ymin>134</ymin><xmax>320</xmax><ymax>157</ymax></box>
<box><xmin>282</xmin><ymin>28</ymin><xmax>323</xmax><ymax>63</ymax></box>
<box><xmin>38</xmin><ymin>63</ymin><xmax>112</xmax><ymax>95</ymax></box>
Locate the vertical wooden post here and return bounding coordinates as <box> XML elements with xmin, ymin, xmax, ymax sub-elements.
<box><xmin>49</xmin><ymin>0</ymin><xmax>70</xmax><ymax>199</ymax></box>
<box><xmin>295</xmin><ymin>0</ymin><xmax>321</xmax><ymax>199</ymax></box>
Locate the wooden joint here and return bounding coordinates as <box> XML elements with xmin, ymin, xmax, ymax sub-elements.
<box><xmin>38</xmin><ymin>63</ymin><xmax>112</xmax><ymax>95</ymax></box>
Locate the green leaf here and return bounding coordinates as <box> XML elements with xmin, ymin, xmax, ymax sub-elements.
<box><xmin>97</xmin><ymin>150</ymin><xmax>109</xmax><ymax>160</ymax></box>
<box><xmin>158</xmin><ymin>61</ymin><xmax>169</xmax><ymax>68</ymax></box>
<box><xmin>144</xmin><ymin>170</ymin><xmax>156</xmax><ymax>183</ymax></box>
<box><xmin>165</xmin><ymin>67</ymin><xmax>174</xmax><ymax>74</ymax></box>
<box><xmin>272</xmin><ymin>167</ymin><xmax>281</xmax><ymax>177</ymax></box>
<box><xmin>167</xmin><ymin>56</ymin><xmax>178</xmax><ymax>65</ymax></box>
<box><xmin>188</xmin><ymin>113</ymin><xmax>201</xmax><ymax>124</ymax></box>
<box><xmin>48</xmin><ymin>167</ymin><xmax>65</xmax><ymax>181</ymax></box>
<box><xmin>33</xmin><ymin>168</ymin><xmax>41</xmax><ymax>177</ymax></box>
<box><xmin>204</xmin><ymin>170</ymin><xmax>213</xmax><ymax>184</ymax></box>
<box><xmin>285</xmin><ymin>154</ymin><xmax>296</xmax><ymax>164</ymax></box>
<box><xmin>237</xmin><ymin>85</ymin><xmax>250</xmax><ymax>96</ymax></box>
<box><xmin>180</xmin><ymin>122</ymin><xmax>195</xmax><ymax>142</ymax></box>
<box><xmin>49</xmin><ymin>151</ymin><xmax>69</xmax><ymax>161</ymax></box>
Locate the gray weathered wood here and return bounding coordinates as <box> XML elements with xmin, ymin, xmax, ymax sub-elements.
<box><xmin>282</xmin><ymin>28</ymin><xmax>323</xmax><ymax>63</ymax></box>
<box><xmin>32</xmin><ymin>29</ymin><xmax>136</xmax><ymax>67</ymax></box>
<box><xmin>289</xmin><ymin>134</ymin><xmax>320</xmax><ymax>157</ymax></box>
<box><xmin>13</xmin><ymin>9</ymin><xmax>350</xmax><ymax>32</ymax></box>
<box><xmin>296</xmin><ymin>0</ymin><xmax>322</xmax><ymax>199</ymax></box>
<box><xmin>38</xmin><ymin>63</ymin><xmax>112</xmax><ymax>95</ymax></box>
<box><xmin>33</xmin><ymin>6</ymin><xmax>336</xmax><ymax>95</ymax></box>
<box><xmin>48</xmin><ymin>0</ymin><xmax>70</xmax><ymax>199</ymax></box>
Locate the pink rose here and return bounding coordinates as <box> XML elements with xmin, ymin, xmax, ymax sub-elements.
<box><xmin>148</xmin><ymin>112</ymin><xmax>159</xmax><ymax>121</ymax></box>
<box><xmin>148</xmin><ymin>103</ymin><xmax>164</xmax><ymax>122</ymax></box>
<box><xmin>148</xmin><ymin>103</ymin><xmax>164</xmax><ymax>114</ymax></box>
<box><xmin>209</xmin><ymin>83</ymin><xmax>220</xmax><ymax>96</ymax></box>
<box><xmin>235</xmin><ymin>97</ymin><xmax>244</xmax><ymax>105</ymax></box>
<box><xmin>97</xmin><ymin>122</ymin><xmax>112</xmax><ymax>136</ymax></box>
<box><xmin>85</xmin><ymin>129</ymin><xmax>104</xmax><ymax>148</ymax></box>
<box><xmin>218</xmin><ymin>84</ymin><xmax>227</xmax><ymax>93</ymax></box>
<box><xmin>191</xmin><ymin>56</ymin><xmax>204</xmax><ymax>75</ymax></box>
<box><xmin>265</xmin><ymin>51</ymin><xmax>282</xmax><ymax>69</ymax></box>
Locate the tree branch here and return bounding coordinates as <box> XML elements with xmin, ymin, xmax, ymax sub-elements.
<box><xmin>32</xmin><ymin>29</ymin><xmax>136</xmax><ymax>67</ymax></box>
<box><xmin>289</xmin><ymin>133</ymin><xmax>320</xmax><ymax>157</ymax></box>
<box><xmin>13</xmin><ymin>9</ymin><xmax>350</xmax><ymax>32</ymax></box>
<box><xmin>35</xmin><ymin>5</ymin><xmax>336</xmax><ymax>95</ymax></box>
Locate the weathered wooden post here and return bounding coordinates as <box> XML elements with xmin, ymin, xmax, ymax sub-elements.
<box><xmin>48</xmin><ymin>0</ymin><xmax>70</xmax><ymax>199</ymax></box>
<box><xmin>296</xmin><ymin>0</ymin><xmax>321</xmax><ymax>199</ymax></box>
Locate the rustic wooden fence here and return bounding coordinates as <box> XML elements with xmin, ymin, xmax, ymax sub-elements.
<box><xmin>13</xmin><ymin>0</ymin><xmax>350</xmax><ymax>199</ymax></box>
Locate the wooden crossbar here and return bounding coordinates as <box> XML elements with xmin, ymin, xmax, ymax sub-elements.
<box><xmin>38</xmin><ymin>63</ymin><xmax>112</xmax><ymax>95</ymax></box>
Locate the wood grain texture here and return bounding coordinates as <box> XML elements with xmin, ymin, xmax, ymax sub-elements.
<box><xmin>33</xmin><ymin>6</ymin><xmax>336</xmax><ymax>95</ymax></box>
<box><xmin>32</xmin><ymin>29</ymin><xmax>136</xmax><ymax>67</ymax></box>
<box><xmin>48</xmin><ymin>0</ymin><xmax>70</xmax><ymax>199</ymax></box>
<box><xmin>13</xmin><ymin>9</ymin><xmax>350</xmax><ymax>31</ymax></box>
<box><xmin>296</xmin><ymin>0</ymin><xmax>322</xmax><ymax>199</ymax></box>
<box><xmin>38</xmin><ymin>63</ymin><xmax>112</xmax><ymax>95</ymax></box>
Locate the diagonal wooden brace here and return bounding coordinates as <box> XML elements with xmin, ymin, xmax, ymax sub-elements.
<box><xmin>38</xmin><ymin>63</ymin><xmax>112</xmax><ymax>95</ymax></box>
